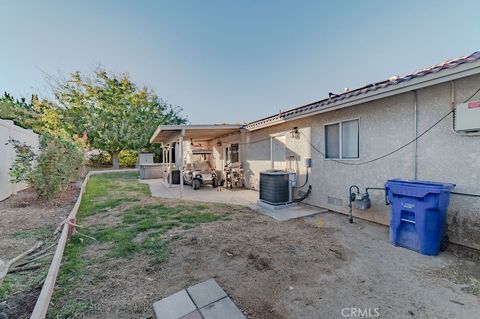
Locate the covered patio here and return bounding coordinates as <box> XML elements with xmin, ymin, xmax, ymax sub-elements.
<box><xmin>147</xmin><ymin>124</ymin><xmax>326</xmax><ymax>221</ymax></box>
<box><xmin>149</xmin><ymin>124</ymin><xmax>244</xmax><ymax>198</ymax></box>
<box><xmin>140</xmin><ymin>178</ymin><xmax>326</xmax><ymax>221</ymax></box>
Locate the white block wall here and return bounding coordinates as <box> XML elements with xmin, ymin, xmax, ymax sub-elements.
<box><xmin>0</xmin><ymin>119</ymin><xmax>40</xmax><ymax>201</ymax></box>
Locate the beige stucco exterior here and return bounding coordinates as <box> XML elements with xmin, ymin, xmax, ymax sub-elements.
<box><xmin>196</xmin><ymin>73</ymin><xmax>480</xmax><ymax>250</ymax></box>
<box><xmin>163</xmin><ymin>73</ymin><xmax>480</xmax><ymax>250</ymax></box>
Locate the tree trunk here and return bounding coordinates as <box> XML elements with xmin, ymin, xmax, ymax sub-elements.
<box><xmin>111</xmin><ymin>151</ymin><xmax>120</xmax><ymax>169</ymax></box>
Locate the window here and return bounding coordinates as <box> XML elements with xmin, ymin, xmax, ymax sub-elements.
<box><xmin>225</xmin><ymin>143</ymin><xmax>239</xmax><ymax>163</ymax></box>
<box><xmin>230</xmin><ymin>144</ymin><xmax>239</xmax><ymax>163</ymax></box>
<box><xmin>325</xmin><ymin>119</ymin><xmax>359</xmax><ymax>159</ymax></box>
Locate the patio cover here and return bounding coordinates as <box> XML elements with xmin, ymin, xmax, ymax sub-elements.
<box><xmin>150</xmin><ymin>124</ymin><xmax>242</xmax><ymax>145</ymax></box>
<box><xmin>149</xmin><ymin>124</ymin><xmax>242</xmax><ymax>199</ymax></box>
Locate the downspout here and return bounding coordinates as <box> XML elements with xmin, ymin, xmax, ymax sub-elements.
<box><xmin>413</xmin><ymin>91</ymin><xmax>418</xmax><ymax>180</ymax></box>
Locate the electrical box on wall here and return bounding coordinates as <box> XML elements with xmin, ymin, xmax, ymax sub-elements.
<box><xmin>455</xmin><ymin>101</ymin><xmax>480</xmax><ymax>132</ymax></box>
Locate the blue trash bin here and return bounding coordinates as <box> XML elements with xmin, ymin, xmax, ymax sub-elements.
<box><xmin>385</xmin><ymin>179</ymin><xmax>455</xmax><ymax>256</ymax></box>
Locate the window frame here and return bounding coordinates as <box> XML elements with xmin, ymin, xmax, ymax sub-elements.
<box><xmin>224</xmin><ymin>142</ymin><xmax>240</xmax><ymax>166</ymax></box>
<box><xmin>324</xmin><ymin>118</ymin><xmax>360</xmax><ymax>160</ymax></box>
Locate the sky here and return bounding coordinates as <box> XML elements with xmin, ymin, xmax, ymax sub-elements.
<box><xmin>1</xmin><ymin>0</ymin><xmax>479</xmax><ymax>124</ymax></box>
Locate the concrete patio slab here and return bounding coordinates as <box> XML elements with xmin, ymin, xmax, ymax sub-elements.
<box><xmin>142</xmin><ymin>178</ymin><xmax>327</xmax><ymax>221</ymax></box>
<box><xmin>199</xmin><ymin>297</ymin><xmax>246</xmax><ymax>319</ymax></box>
<box><xmin>153</xmin><ymin>290</ymin><xmax>196</xmax><ymax>319</ymax></box>
<box><xmin>256</xmin><ymin>201</ymin><xmax>327</xmax><ymax>221</ymax></box>
<box><xmin>186</xmin><ymin>278</ymin><xmax>227</xmax><ymax>309</ymax></box>
<box><xmin>141</xmin><ymin>179</ymin><xmax>258</xmax><ymax>206</ymax></box>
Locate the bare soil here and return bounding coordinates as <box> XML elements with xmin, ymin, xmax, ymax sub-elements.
<box><xmin>64</xmin><ymin>201</ymin><xmax>348</xmax><ymax>319</ymax></box>
<box><xmin>0</xmin><ymin>184</ymin><xmax>80</xmax><ymax>319</ymax></box>
<box><xmin>0</xmin><ymin>184</ymin><xmax>80</xmax><ymax>238</ymax></box>
<box><xmin>62</xmin><ymin>200</ymin><xmax>480</xmax><ymax>319</ymax></box>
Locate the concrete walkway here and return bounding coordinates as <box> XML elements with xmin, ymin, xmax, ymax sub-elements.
<box><xmin>153</xmin><ymin>279</ymin><xmax>245</xmax><ymax>319</ymax></box>
<box><xmin>141</xmin><ymin>179</ymin><xmax>326</xmax><ymax>221</ymax></box>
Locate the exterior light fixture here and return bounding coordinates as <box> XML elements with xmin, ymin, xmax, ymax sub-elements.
<box><xmin>290</xmin><ymin>127</ymin><xmax>300</xmax><ymax>139</ymax></box>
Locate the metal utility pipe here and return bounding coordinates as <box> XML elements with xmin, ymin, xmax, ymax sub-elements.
<box><xmin>365</xmin><ymin>187</ymin><xmax>390</xmax><ymax>206</ymax></box>
<box><xmin>348</xmin><ymin>185</ymin><xmax>360</xmax><ymax>224</ymax></box>
<box><xmin>413</xmin><ymin>91</ymin><xmax>418</xmax><ymax>180</ymax></box>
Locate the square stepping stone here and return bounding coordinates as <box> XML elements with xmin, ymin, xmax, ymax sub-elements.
<box><xmin>153</xmin><ymin>289</ymin><xmax>196</xmax><ymax>319</ymax></box>
<box><xmin>199</xmin><ymin>297</ymin><xmax>246</xmax><ymax>319</ymax></box>
<box><xmin>186</xmin><ymin>278</ymin><xmax>227</xmax><ymax>308</ymax></box>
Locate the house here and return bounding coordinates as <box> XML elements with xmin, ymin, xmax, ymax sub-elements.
<box><xmin>150</xmin><ymin>52</ymin><xmax>480</xmax><ymax>251</ymax></box>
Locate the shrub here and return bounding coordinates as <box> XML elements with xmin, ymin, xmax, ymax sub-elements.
<box><xmin>87</xmin><ymin>150</ymin><xmax>138</xmax><ymax>168</ymax></box>
<box><xmin>9</xmin><ymin>134</ymin><xmax>85</xmax><ymax>199</ymax></box>
<box><xmin>119</xmin><ymin>150</ymin><xmax>138</xmax><ymax>167</ymax></box>
<box><xmin>86</xmin><ymin>151</ymin><xmax>111</xmax><ymax>167</ymax></box>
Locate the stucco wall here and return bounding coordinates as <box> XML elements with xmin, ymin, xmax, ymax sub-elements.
<box><xmin>242</xmin><ymin>73</ymin><xmax>480</xmax><ymax>250</ymax></box>
<box><xmin>0</xmin><ymin>119</ymin><xmax>40</xmax><ymax>201</ymax></box>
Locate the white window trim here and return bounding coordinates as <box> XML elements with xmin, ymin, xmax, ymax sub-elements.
<box><xmin>324</xmin><ymin>118</ymin><xmax>360</xmax><ymax>160</ymax></box>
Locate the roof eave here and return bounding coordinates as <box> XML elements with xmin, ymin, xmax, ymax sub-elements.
<box><xmin>246</xmin><ymin>59</ymin><xmax>480</xmax><ymax>131</ymax></box>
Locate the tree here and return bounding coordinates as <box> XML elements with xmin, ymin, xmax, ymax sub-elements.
<box><xmin>0</xmin><ymin>92</ymin><xmax>70</xmax><ymax>139</ymax></box>
<box><xmin>52</xmin><ymin>68</ymin><xmax>187</xmax><ymax>168</ymax></box>
<box><xmin>0</xmin><ymin>92</ymin><xmax>40</xmax><ymax>130</ymax></box>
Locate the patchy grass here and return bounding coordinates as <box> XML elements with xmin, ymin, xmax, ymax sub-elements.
<box><xmin>0</xmin><ymin>270</ymin><xmax>47</xmax><ymax>300</ymax></box>
<box><xmin>78</xmin><ymin>172</ymin><xmax>150</xmax><ymax>217</ymax></box>
<box><xmin>1</xmin><ymin>227</ymin><xmax>53</xmax><ymax>305</ymax></box>
<box><xmin>90</xmin><ymin>203</ymin><xmax>222</xmax><ymax>261</ymax></box>
<box><xmin>48</xmin><ymin>172</ymin><xmax>227</xmax><ymax>318</ymax></box>
<box><xmin>14</xmin><ymin>226</ymin><xmax>52</xmax><ymax>240</ymax></box>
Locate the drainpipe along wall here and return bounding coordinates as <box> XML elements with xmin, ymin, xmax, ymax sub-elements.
<box><xmin>413</xmin><ymin>91</ymin><xmax>418</xmax><ymax>180</ymax></box>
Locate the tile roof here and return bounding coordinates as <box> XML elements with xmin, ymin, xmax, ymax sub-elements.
<box><xmin>246</xmin><ymin>51</ymin><xmax>480</xmax><ymax>129</ymax></box>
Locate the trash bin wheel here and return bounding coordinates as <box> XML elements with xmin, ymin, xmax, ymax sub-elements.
<box><xmin>440</xmin><ymin>235</ymin><xmax>449</xmax><ymax>252</ymax></box>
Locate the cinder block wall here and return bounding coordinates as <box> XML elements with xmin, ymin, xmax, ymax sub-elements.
<box><xmin>242</xmin><ymin>74</ymin><xmax>480</xmax><ymax>250</ymax></box>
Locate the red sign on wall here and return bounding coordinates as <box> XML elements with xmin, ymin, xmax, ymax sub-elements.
<box><xmin>468</xmin><ymin>101</ymin><xmax>480</xmax><ymax>109</ymax></box>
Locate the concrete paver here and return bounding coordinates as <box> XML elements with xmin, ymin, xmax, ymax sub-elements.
<box><xmin>179</xmin><ymin>311</ymin><xmax>202</xmax><ymax>319</ymax></box>
<box><xmin>187</xmin><ymin>278</ymin><xmax>227</xmax><ymax>308</ymax></box>
<box><xmin>199</xmin><ymin>297</ymin><xmax>246</xmax><ymax>319</ymax></box>
<box><xmin>153</xmin><ymin>290</ymin><xmax>196</xmax><ymax>319</ymax></box>
<box><xmin>153</xmin><ymin>279</ymin><xmax>244</xmax><ymax>319</ymax></box>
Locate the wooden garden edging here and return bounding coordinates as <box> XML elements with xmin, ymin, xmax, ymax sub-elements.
<box><xmin>30</xmin><ymin>169</ymin><xmax>138</xmax><ymax>319</ymax></box>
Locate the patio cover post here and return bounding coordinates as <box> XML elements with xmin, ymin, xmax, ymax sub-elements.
<box><xmin>168</xmin><ymin>144</ymin><xmax>172</xmax><ymax>187</ymax></box>
<box><xmin>179</xmin><ymin>129</ymin><xmax>185</xmax><ymax>199</ymax></box>
<box><xmin>161</xmin><ymin>143</ymin><xmax>165</xmax><ymax>181</ymax></box>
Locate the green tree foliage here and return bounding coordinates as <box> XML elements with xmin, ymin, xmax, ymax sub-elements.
<box><xmin>53</xmin><ymin>69</ymin><xmax>187</xmax><ymax>168</ymax></box>
<box><xmin>0</xmin><ymin>93</ymin><xmax>40</xmax><ymax>129</ymax></box>
<box><xmin>9</xmin><ymin>134</ymin><xmax>84</xmax><ymax>200</ymax></box>
<box><xmin>0</xmin><ymin>92</ymin><xmax>71</xmax><ymax>140</ymax></box>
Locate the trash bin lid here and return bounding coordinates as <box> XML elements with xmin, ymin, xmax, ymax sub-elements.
<box><xmin>385</xmin><ymin>179</ymin><xmax>455</xmax><ymax>197</ymax></box>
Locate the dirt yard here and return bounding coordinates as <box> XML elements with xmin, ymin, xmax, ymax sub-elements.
<box><xmin>0</xmin><ymin>184</ymin><xmax>80</xmax><ymax>319</ymax></box>
<box><xmin>47</xmin><ymin>172</ymin><xmax>480</xmax><ymax>319</ymax></box>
